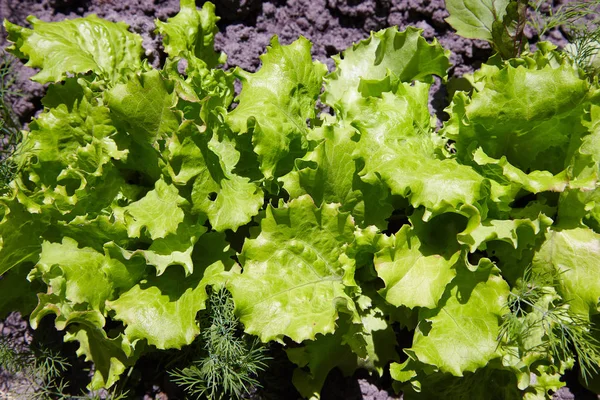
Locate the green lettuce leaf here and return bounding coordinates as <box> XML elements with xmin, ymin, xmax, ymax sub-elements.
<box><xmin>33</xmin><ymin>238</ymin><xmax>116</xmax><ymax>311</ymax></box>
<box><xmin>557</xmin><ymin>104</ymin><xmax>600</xmax><ymax>230</ymax></box>
<box><xmin>64</xmin><ymin>322</ymin><xmax>142</xmax><ymax>389</ymax></box>
<box><xmin>443</xmin><ymin>58</ymin><xmax>591</xmax><ymax>177</ymax></box>
<box><xmin>122</xmin><ymin>178</ymin><xmax>187</xmax><ymax>240</ymax></box>
<box><xmin>0</xmin><ymin>199</ymin><xmax>46</xmax><ymax>275</ymax></box>
<box><xmin>532</xmin><ymin>228</ymin><xmax>600</xmax><ymax>317</ymax></box>
<box><xmin>458</xmin><ymin>213</ymin><xmax>553</xmax><ymax>255</ymax></box>
<box><xmin>28</xmin><ymin>237</ymin><xmax>147</xmax><ymax>331</ymax></box>
<box><xmin>323</xmin><ymin>26</ymin><xmax>449</xmax><ymax>116</ymax></box>
<box><xmin>226</xmin><ymin>37</ymin><xmax>327</xmax><ymax>179</ymax></box>
<box><xmin>407</xmin><ymin>266</ymin><xmax>510</xmax><ymax>376</ymax></box>
<box><xmin>472</xmin><ymin>147</ymin><xmax>569</xmax><ymax>194</ymax></box>
<box><xmin>174</xmin><ymin>124</ymin><xmax>263</xmax><ymax>232</ymax></box>
<box><xmin>567</xmin><ymin>104</ymin><xmax>600</xmax><ymax>189</ymax></box>
<box><xmin>157</xmin><ymin>0</ymin><xmax>234</xmax><ymax>114</ymax></box>
<box><xmin>557</xmin><ymin>188</ymin><xmax>600</xmax><ymax>231</ymax></box>
<box><xmin>107</xmin><ymin>268</ymin><xmax>208</xmax><ymax>349</ymax></box>
<box><xmin>11</xmin><ymin>84</ymin><xmax>128</xmax><ymax>217</ymax></box>
<box><xmin>228</xmin><ymin>195</ymin><xmax>358</xmax><ymax>343</ymax></box>
<box><xmin>374</xmin><ymin>225</ymin><xmax>460</xmax><ymax>309</ymax></box>
<box><xmin>155</xmin><ymin>0</ymin><xmax>225</xmax><ymax>67</ymax></box>
<box><xmin>280</xmin><ymin>122</ymin><xmax>359</xmax><ymax>209</ymax></box>
<box><xmin>29</xmin><ymin>296</ymin><xmax>103</xmax><ymax>333</ymax></box>
<box><xmin>106</xmin><ymin>69</ymin><xmax>179</xmax><ymax>146</ymax></box>
<box><xmin>347</xmin><ymin>293</ymin><xmax>400</xmax><ymax>374</ymax></box>
<box><xmin>288</xmin><ymin>298</ymin><xmax>399</xmax><ymax>399</ymax></box>
<box><xmin>107</xmin><ymin>232</ymin><xmax>232</xmax><ymax>349</ymax></box>
<box><xmin>352</xmin><ymin>84</ymin><xmax>490</xmax><ymax>221</ymax></box>
<box><xmin>56</xmin><ymin>214</ymin><xmax>130</xmax><ymax>253</ymax></box>
<box><xmin>4</xmin><ymin>14</ymin><xmax>143</xmax><ymax>84</ymax></box>
<box><xmin>445</xmin><ymin>0</ymin><xmax>510</xmax><ymax>41</ymax></box>
<box><xmin>106</xmin><ymin>215</ymin><xmax>206</xmax><ymax>276</ymax></box>
<box><xmin>287</xmin><ymin>327</ymin><xmax>359</xmax><ymax>400</ymax></box>
<box><xmin>279</xmin><ymin>120</ymin><xmax>393</xmax><ymax>228</ymax></box>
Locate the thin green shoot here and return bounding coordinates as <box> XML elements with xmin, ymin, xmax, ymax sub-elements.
<box><xmin>498</xmin><ymin>266</ymin><xmax>600</xmax><ymax>383</ymax></box>
<box><xmin>565</xmin><ymin>29</ymin><xmax>600</xmax><ymax>76</ymax></box>
<box><xmin>526</xmin><ymin>0</ymin><xmax>600</xmax><ymax>77</ymax></box>
<box><xmin>0</xmin><ymin>52</ymin><xmax>22</xmax><ymax>194</ymax></box>
<box><xmin>529</xmin><ymin>0</ymin><xmax>600</xmax><ymax>38</ymax></box>
<box><xmin>1</xmin><ymin>335</ymin><xmax>128</xmax><ymax>399</ymax></box>
<box><xmin>169</xmin><ymin>288</ymin><xmax>270</xmax><ymax>400</ymax></box>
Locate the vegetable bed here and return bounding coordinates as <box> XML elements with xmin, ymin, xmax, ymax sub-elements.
<box><xmin>1</xmin><ymin>0</ymin><xmax>600</xmax><ymax>399</ymax></box>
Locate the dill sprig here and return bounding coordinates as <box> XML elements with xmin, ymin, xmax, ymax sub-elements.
<box><xmin>565</xmin><ymin>29</ymin><xmax>600</xmax><ymax>77</ymax></box>
<box><xmin>1</xmin><ymin>334</ymin><xmax>70</xmax><ymax>399</ymax></box>
<box><xmin>1</xmin><ymin>334</ymin><xmax>127</xmax><ymax>399</ymax></box>
<box><xmin>0</xmin><ymin>52</ymin><xmax>22</xmax><ymax>194</ymax></box>
<box><xmin>527</xmin><ymin>0</ymin><xmax>600</xmax><ymax>77</ymax></box>
<box><xmin>170</xmin><ymin>288</ymin><xmax>270</xmax><ymax>400</ymax></box>
<box><xmin>528</xmin><ymin>0</ymin><xmax>600</xmax><ymax>38</ymax></box>
<box><xmin>498</xmin><ymin>266</ymin><xmax>600</xmax><ymax>383</ymax></box>
<box><xmin>0</xmin><ymin>335</ymin><xmax>28</xmax><ymax>372</ymax></box>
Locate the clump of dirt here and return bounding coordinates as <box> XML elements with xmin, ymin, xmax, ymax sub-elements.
<box><xmin>0</xmin><ymin>0</ymin><xmax>495</xmax><ymax>123</ymax></box>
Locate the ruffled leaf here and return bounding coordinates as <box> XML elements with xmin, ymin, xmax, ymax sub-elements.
<box><xmin>458</xmin><ymin>213</ymin><xmax>553</xmax><ymax>254</ymax></box>
<box><xmin>4</xmin><ymin>15</ymin><xmax>143</xmax><ymax>84</ymax></box>
<box><xmin>352</xmin><ymin>85</ymin><xmax>489</xmax><ymax>221</ymax></box>
<box><xmin>107</xmin><ymin>234</ymin><xmax>231</xmax><ymax>349</ymax></box>
<box><xmin>122</xmin><ymin>178</ymin><xmax>187</xmax><ymax>240</ymax></box>
<box><xmin>228</xmin><ymin>195</ymin><xmax>358</xmax><ymax>343</ymax></box>
<box><xmin>0</xmin><ymin>199</ymin><xmax>46</xmax><ymax>275</ymax></box>
<box><xmin>226</xmin><ymin>37</ymin><xmax>327</xmax><ymax>179</ymax></box>
<box><xmin>64</xmin><ymin>322</ymin><xmax>142</xmax><ymax>389</ymax></box>
<box><xmin>280</xmin><ymin>121</ymin><xmax>393</xmax><ymax>228</ymax></box>
<box><xmin>323</xmin><ymin>26</ymin><xmax>450</xmax><ymax>114</ymax></box>
<box><xmin>533</xmin><ymin>228</ymin><xmax>600</xmax><ymax>317</ymax></box>
<box><xmin>34</xmin><ymin>238</ymin><xmax>115</xmax><ymax>311</ymax></box>
<box><xmin>375</xmin><ymin>225</ymin><xmax>460</xmax><ymax>309</ymax></box>
<box><xmin>443</xmin><ymin>60</ymin><xmax>591</xmax><ymax>176</ymax></box>
<box><xmin>407</xmin><ymin>266</ymin><xmax>510</xmax><ymax>376</ymax></box>
<box><xmin>155</xmin><ymin>0</ymin><xmax>225</xmax><ymax>67</ymax></box>
<box><xmin>106</xmin><ymin>70</ymin><xmax>179</xmax><ymax>146</ymax></box>
<box><xmin>167</xmin><ymin>123</ymin><xmax>263</xmax><ymax>231</ymax></box>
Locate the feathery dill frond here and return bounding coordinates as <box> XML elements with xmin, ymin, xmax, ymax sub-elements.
<box><xmin>1</xmin><ymin>333</ymin><xmax>128</xmax><ymax>399</ymax></box>
<box><xmin>541</xmin><ymin>306</ymin><xmax>600</xmax><ymax>383</ymax></box>
<box><xmin>527</xmin><ymin>1</ymin><xmax>600</xmax><ymax>77</ymax></box>
<box><xmin>498</xmin><ymin>265</ymin><xmax>600</xmax><ymax>383</ymax></box>
<box><xmin>564</xmin><ymin>29</ymin><xmax>600</xmax><ymax>76</ymax></box>
<box><xmin>529</xmin><ymin>0</ymin><xmax>600</xmax><ymax>37</ymax></box>
<box><xmin>0</xmin><ymin>335</ymin><xmax>30</xmax><ymax>375</ymax></box>
<box><xmin>0</xmin><ymin>334</ymin><xmax>70</xmax><ymax>399</ymax></box>
<box><xmin>0</xmin><ymin>52</ymin><xmax>22</xmax><ymax>194</ymax></box>
<box><xmin>170</xmin><ymin>288</ymin><xmax>270</xmax><ymax>400</ymax></box>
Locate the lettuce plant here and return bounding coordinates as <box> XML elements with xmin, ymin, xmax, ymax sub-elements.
<box><xmin>2</xmin><ymin>0</ymin><xmax>600</xmax><ymax>399</ymax></box>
